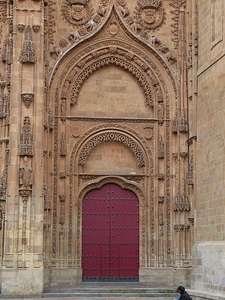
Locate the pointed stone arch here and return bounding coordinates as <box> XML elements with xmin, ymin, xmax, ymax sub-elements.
<box><xmin>45</xmin><ymin>2</ymin><xmax>182</xmax><ymax>286</ymax></box>
<box><xmin>76</xmin><ymin>176</ymin><xmax>147</xmax><ymax>270</ymax></box>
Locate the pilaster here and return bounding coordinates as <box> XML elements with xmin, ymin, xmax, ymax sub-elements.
<box><xmin>1</xmin><ymin>0</ymin><xmax>45</xmax><ymax>296</ymax></box>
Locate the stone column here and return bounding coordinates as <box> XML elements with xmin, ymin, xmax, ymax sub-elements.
<box><xmin>1</xmin><ymin>0</ymin><xmax>44</xmax><ymax>296</ymax></box>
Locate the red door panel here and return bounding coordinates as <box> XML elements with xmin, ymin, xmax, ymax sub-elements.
<box><xmin>82</xmin><ymin>183</ymin><xmax>139</xmax><ymax>282</ymax></box>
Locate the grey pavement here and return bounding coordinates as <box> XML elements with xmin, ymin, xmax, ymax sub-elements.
<box><xmin>0</xmin><ymin>283</ymin><xmax>178</xmax><ymax>300</ymax></box>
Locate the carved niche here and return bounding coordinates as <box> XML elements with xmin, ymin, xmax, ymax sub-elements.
<box><xmin>20</xmin><ymin>25</ymin><xmax>36</xmax><ymax>64</ymax></box>
<box><xmin>19</xmin><ymin>117</ymin><xmax>33</xmax><ymax>156</ymax></box>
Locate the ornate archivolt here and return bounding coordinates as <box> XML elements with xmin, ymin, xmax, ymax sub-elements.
<box><xmin>49</xmin><ymin>6</ymin><xmax>178</xmax><ymax>101</ymax></box>
<box><xmin>65</xmin><ymin>123</ymin><xmax>154</xmax><ymax>267</ymax></box>
<box><xmin>79</xmin><ymin>131</ymin><xmax>146</xmax><ymax>167</ymax></box>
<box><xmin>45</xmin><ymin>1</ymin><xmax>189</xmax><ymax>271</ymax></box>
<box><xmin>69</xmin><ymin>123</ymin><xmax>153</xmax><ymax>171</ymax></box>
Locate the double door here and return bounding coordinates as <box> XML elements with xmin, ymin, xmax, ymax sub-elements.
<box><xmin>82</xmin><ymin>183</ymin><xmax>139</xmax><ymax>281</ymax></box>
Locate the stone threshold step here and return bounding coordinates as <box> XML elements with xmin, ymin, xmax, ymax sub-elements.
<box><xmin>43</xmin><ymin>292</ymin><xmax>176</xmax><ymax>298</ymax></box>
<box><xmin>43</xmin><ymin>293</ymin><xmax>171</xmax><ymax>300</ymax></box>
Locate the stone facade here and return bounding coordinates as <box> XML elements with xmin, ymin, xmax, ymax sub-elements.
<box><xmin>0</xmin><ymin>0</ymin><xmax>223</xmax><ymax>299</ymax></box>
<box><xmin>191</xmin><ymin>0</ymin><xmax>225</xmax><ymax>297</ymax></box>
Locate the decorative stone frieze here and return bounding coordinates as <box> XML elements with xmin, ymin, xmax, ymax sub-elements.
<box><xmin>173</xmin><ymin>195</ymin><xmax>190</xmax><ymax>212</ymax></box>
<box><xmin>174</xmin><ymin>224</ymin><xmax>190</xmax><ymax>232</ymax></box>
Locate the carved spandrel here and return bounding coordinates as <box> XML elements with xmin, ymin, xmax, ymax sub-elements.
<box><xmin>151</xmin><ymin>35</ymin><xmax>177</xmax><ymax>64</ymax></box>
<box><xmin>117</xmin><ymin>0</ymin><xmax>165</xmax><ymax>39</ymax></box>
<box><xmin>61</xmin><ymin>0</ymin><xmax>94</xmax><ymax>28</ymax></box>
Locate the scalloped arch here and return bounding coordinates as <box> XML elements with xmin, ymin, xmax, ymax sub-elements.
<box><xmin>76</xmin><ymin>176</ymin><xmax>147</xmax><ymax>268</ymax></box>
<box><xmin>78</xmin><ymin>130</ymin><xmax>146</xmax><ymax>167</ymax></box>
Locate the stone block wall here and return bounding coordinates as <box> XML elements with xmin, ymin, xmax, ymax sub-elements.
<box><xmin>192</xmin><ymin>0</ymin><xmax>225</xmax><ymax>295</ymax></box>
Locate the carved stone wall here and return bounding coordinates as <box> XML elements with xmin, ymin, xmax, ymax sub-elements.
<box><xmin>43</xmin><ymin>0</ymin><xmax>194</xmax><ymax>287</ymax></box>
<box><xmin>0</xmin><ymin>0</ymin><xmax>204</xmax><ymax>296</ymax></box>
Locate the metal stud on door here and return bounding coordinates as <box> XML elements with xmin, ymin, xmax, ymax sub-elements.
<box><xmin>82</xmin><ymin>183</ymin><xmax>139</xmax><ymax>282</ymax></box>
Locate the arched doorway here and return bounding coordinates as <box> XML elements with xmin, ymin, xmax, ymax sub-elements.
<box><xmin>82</xmin><ymin>183</ymin><xmax>139</xmax><ymax>282</ymax></box>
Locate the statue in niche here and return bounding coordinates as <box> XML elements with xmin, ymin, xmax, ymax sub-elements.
<box><xmin>19</xmin><ymin>166</ymin><xmax>32</xmax><ymax>190</ymax></box>
<box><xmin>158</xmin><ymin>135</ymin><xmax>164</xmax><ymax>158</ymax></box>
<box><xmin>44</xmin><ymin>108</ymin><xmax>54</xmax><ymax>130</ymax></box>
<box><xmin>60</xmin><ymin>98</ymin><xmax>67</xmax><ymax>122</ymax></box>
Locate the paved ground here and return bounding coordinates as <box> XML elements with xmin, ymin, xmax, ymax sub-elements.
<box><xmin>0</xmin><ymin>283</ymin><xmax>178</xmax><ymax>300</ymax></box>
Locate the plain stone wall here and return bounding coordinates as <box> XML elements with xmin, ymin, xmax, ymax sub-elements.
<box><xmin>192</xmin><ymin>0</ymin><xmax>225</xmax><ymax>295</ymax></box>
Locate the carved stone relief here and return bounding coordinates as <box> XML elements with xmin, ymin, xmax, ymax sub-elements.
<box><xmin>61</xmin><ymin>0</ymin><xmax>94</xmax><ymax>28</ymax></box>
<box><xmin>20</xmin><ymin>25</ymin><xmax>36</xmax><ymax>64</ymax></box>
<box><xmin>19</xmin><ymin>117</ymin><xmax>33</xmax><ymax>157</ymax></box>
<box><xmin>43</xmin><ymin>0</ymin><xmax>192</xmax><ymax>279</ymax></box>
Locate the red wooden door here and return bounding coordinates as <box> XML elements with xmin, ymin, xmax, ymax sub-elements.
<box><xmin>82</xmin><ymin>183</ymin><xmax>139</xmax><ymax>282</ymax></box>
